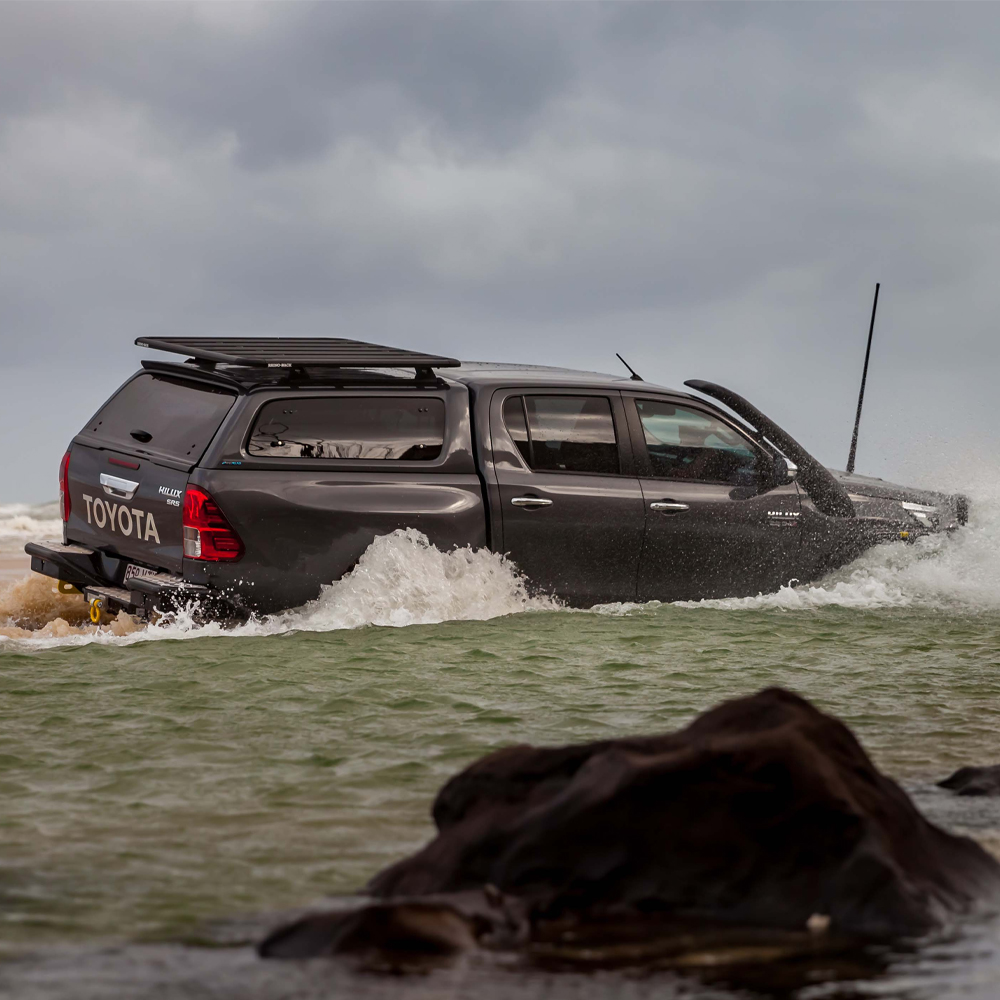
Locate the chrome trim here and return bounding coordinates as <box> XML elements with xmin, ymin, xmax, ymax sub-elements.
<box><xmin>649</xmin><ymin>501</ymin><xmax>690</xmax><ymax>512</ymax></box>
<box><xmin>510</xmin><ymin>496</ymin><xmax>553</xmax><ymax>508</ymax></box>
<box><xmin>100</xmin><ymin>473</ymin><xmax>139</xmax><ymax>500</ymax></box>
<box><xmin>901</xmin><ymin>501</ymin><xmax>938</xmax><ymax>513</ymax></box>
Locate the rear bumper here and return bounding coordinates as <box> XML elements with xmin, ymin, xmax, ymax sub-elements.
<box><xmin>25</xmin><ymin>539</ymin><xmax>223</xmax><ymax>621</ymax></box>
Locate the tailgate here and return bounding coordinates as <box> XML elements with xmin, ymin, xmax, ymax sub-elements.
<box><xmin>66</xmin><ymin>446</ymin><xmax>188</xmax><ymax>573</ymax></box>
<box><xmin>63</xmin><ymin>370</ymin><xmax>239</xmax><ymax>576</ymax></box>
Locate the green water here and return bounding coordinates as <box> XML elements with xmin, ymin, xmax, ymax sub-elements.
<box><xmin>4</xmin><ymin>603</ymin><xmax>1000</xmax><ymax>952</ymax></box>
<box><xmin>4</xmin><ymin>514</ymin><xmax>1000</xmax><ymax>997</ymax></box>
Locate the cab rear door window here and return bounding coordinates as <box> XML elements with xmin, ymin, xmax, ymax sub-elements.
<box><xmin>248</xmin><ymin>397</ymin><xmax>445</xmax><ymax>460</ymax></box>
<box><xmin>502</xmin><ymin>395</ymin><xmax>619</xmax><ymax>474</ymax></box>
<box><xmin>635</xmin><ymin>399</ymin><xmax>759</xmax><ymax>484</ymax></box>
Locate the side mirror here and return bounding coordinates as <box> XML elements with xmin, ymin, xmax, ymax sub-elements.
<box><xmin>775</xmin><ymin>456</ymin><xmax>798</xmax><ymax>485</ymax></box>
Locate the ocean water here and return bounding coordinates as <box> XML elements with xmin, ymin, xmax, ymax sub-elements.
<box><xmin>0</xmin><ymin>502</ymin><xmax>61</xmax><ymax>559</ymax></box>
<box><xmin>3</xmin><ymin>491</ymin><xmax>1000</xmax><ymax>998</ymax></box>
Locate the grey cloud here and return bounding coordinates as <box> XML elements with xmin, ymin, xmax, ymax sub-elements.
<box><xmin>3</xmin><ymin>2</ymin><xmax>1000</xmax><ymax>501</ymax></box>
<box><xmin>0</xmin><ymin>3</ymin><xmax>576</xmax><ymax>166</ymax></box>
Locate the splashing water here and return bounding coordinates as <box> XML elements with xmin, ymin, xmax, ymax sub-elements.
<box><xmin>275</xmin><ymin>527</ymin><xmax>560</xmax><ymax>631</ymax></box>
<box><xmin>0</xmin><ymin>528</ymin><xmax>560</xmax><ymax>646</ymax></box>
<box><xmin>0</xmin><ymin>573</ymin><xmax>92</xmax><ymax>633</ymax></box>
<box><xmin>3</xmin><ymin>480</ymin><xmax>1000</xmax><ymax>646</ymax></box>
<box><xmin>683</xmin><ymin>488</ymin><xmax>1000</xmax><ymax>612</ymax></box>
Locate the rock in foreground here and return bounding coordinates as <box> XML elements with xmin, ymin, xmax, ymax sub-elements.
<box><xmin>262</xmin><ymin>688</ymin><xmax>1000</xmax><ymax>961</ymax></box>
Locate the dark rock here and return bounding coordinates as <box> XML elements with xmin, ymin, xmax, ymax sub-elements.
<box><xmin>260</xmin><ymin>899</ymin><xmax>478</xmax><ymax>959</ymax></box>
<box><xmin>938</xmin><ymin>765</ymin><xmax>1000</xmax><ymax>796</ymax></box>
<box><xmin>373</xmin><ymin>688</ymin><xmax>1000</xmax><ymax>935</ymax></box>
<box><xmin>258</xmin><ymin>889</ymin><xmax>528</xmax><ymax>963</ymax></box>
<box><xmin>262</xmin><ymin>688</ymin><xmax>1000</xmax><ymax>961</ymax></box>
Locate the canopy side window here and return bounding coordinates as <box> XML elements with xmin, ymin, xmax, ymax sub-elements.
<box><xmin>247</xmin><ymin>397</ymin><xmax>445</xmax><ymax>460</ymax></box>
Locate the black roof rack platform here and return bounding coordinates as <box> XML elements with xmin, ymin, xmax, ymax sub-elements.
<box><xmin>135</xmin><ymin>337</ymin><xmax>461</xmax><ymax>373</ymax></box>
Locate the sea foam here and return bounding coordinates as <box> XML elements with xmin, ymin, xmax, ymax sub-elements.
<box><xmin>0</xmin><ymin>501</ymin><xmax>62</xmax><ymax>555</ymax></box>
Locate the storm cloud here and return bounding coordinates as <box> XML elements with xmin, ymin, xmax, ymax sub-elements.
<box><xmin>3</xmin><ymin>2</ymin><xmax>999</xmax><ymax>500</ymax></box>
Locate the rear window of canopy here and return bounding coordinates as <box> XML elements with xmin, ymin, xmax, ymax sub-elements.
<box><xmin>84</xmin><ymin>374</ymin><xmax>237</xmax><ymax>464</ymax></box>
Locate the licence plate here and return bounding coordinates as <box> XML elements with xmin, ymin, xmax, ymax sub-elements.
<box><xmin>124</xmin><ymin>563</ymin><xmax>159</xmax><ymax>583</ymax></box>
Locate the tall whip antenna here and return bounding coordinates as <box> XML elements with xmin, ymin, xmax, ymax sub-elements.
<box><xmin>846</xmin><ymin>282</ymin><xmax>881</xmax><ymax>475</ymax></box>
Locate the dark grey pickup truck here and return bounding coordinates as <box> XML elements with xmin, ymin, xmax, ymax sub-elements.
<box><xmin>27</xmin><ymin>337</ymin><xmax>967</xmax><ymax>623</ymax></box>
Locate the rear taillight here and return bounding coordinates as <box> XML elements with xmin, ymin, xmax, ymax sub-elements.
<box><xmin>59</xmin><ymin>450</ymin><xmax>71</xmax><ymax>522</ymax></box>
<box><xmin>182</xmin><ymin>485</ymin><xmax>244</xmax><ymax>561</ymax></box>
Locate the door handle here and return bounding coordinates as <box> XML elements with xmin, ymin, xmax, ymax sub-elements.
<box><xmin>100</xmin><ymin>473</ymin><xmax>139</xmax><ymax>500</ymax></box>
<box><xmin>649</xmin><ymin>501</ymin><xmax>689</xmax><ymax>512</ymax></box>
<box><xmin>511</xmin><ymin>496</ymin><xmax>553</xmax><ymax>508</ymax></box>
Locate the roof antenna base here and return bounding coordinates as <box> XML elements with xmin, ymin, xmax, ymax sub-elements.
<box><xmin>616</xmin><ymin>353</ymin><xmax>644</xmax><ymax>381</ymax></box>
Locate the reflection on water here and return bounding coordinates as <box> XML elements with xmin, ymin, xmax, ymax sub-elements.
<box><xmin>3</xmin><ymin>917</ymin><xmax>1000</xmax><ymax>1000</ymax></box>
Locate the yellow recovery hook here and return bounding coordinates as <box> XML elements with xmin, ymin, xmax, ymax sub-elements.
<box><xmin>89</xmin><ymin>598</ymin><xmax>104</xmax><ymax>624</ymax></box>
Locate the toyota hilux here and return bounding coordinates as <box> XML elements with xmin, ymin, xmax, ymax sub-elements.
<box><xmin>26</xmin><ymin>337</ymin><xmax>967</xmax><ymax>622</ymax></box>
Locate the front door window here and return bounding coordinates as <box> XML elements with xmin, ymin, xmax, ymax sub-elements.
<box><xmin>635</xmin><ymin>399</ymin><xmax>758</xmax><ymax>486</ymax></box>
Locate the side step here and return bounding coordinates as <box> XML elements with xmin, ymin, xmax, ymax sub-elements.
<box><xmin>81</xmin><ymin>584</ymin><xmax>139</xmax><ymax>620</ymax></box>
<box><xmin>83</xmin><ymin>575</ymin><xmax>215</xmax><ymax>621</ymax></box>
<box><xmin>126</xmin><ymin>573</ymin><xmax>213</xmax><ymax>619</ymax></box>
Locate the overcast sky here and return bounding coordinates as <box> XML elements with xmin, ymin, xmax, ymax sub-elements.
<box><xmin>3</xmin><ymin>2</ymin><xmax>999</xmax><ymax>502</ymax></box>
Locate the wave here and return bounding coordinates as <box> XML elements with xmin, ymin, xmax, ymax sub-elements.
<box><xmin>0</xmin><ymin>501</ymin><xmax>61</xmax><ymax>554</ymax></box>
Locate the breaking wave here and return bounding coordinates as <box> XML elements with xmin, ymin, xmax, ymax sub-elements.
<box><xmin>0</xmin><ymin>501</ymin><xmax>61</xmax><ymax>554</ymax></box>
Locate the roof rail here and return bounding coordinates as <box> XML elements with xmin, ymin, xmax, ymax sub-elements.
<box><xmin>135</xmin><ymin>336</ymin><xmax>461</xmax><ymax>379</ymax></box>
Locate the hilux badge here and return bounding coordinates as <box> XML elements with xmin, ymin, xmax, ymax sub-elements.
<box><xmin>158</xmin><ymin>486</ymin><xmax>182</xmax><ymax>507</ymax></box>
<box><xmin>767</xmin><ymin>510</ymin><xmax>801</xmax><ymax>528</ymax></box>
